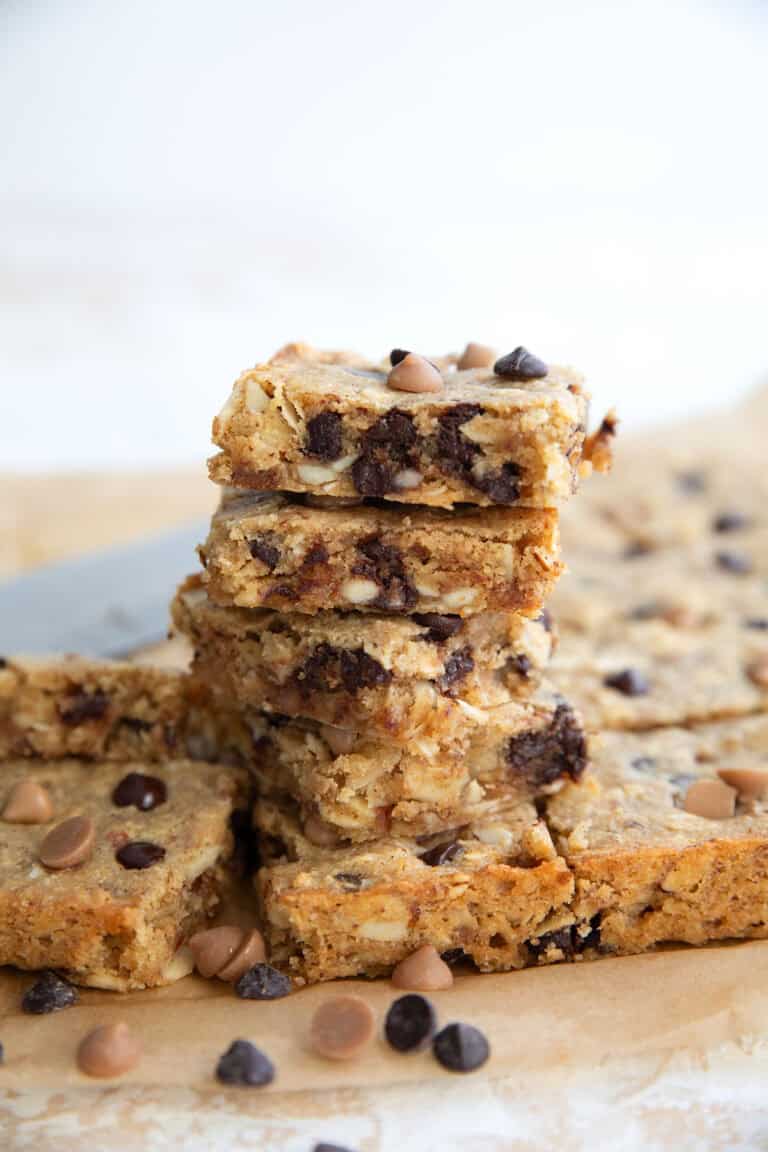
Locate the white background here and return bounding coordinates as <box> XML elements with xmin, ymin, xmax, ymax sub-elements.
<box><xmin>1</xmin><ymin>0</ymin><xmax>767</xmax><ymax>469</ymax></box>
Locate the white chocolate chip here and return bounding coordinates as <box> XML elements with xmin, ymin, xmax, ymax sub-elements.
<box><xmin>245</xmin><ymin>379</ymin><xmax>268</xmax><ymax>413</ymax></box>
<box><xmin>393</xmin><ymin>468</ymin><xmax>423</xmax><ymax>490</ymax></box>
<box><xmin>414</xmin><ymin>580</ymin><xmax>439</xmax><ymax>597</ymax></box>
<box><xmin>358</xmin><ymin>920</ymin><xmax>408</xmax><ymax>942</ymax></box>
<box><xmin>473</xmin><ymin>822</ymin><xmax>516</xmax><ymax>849</ymax></box>
<box><xmin>463</xmin><ymin>780</ymin><xmax>485</xmax><ymax>804</ymax></box>
<box><xmin>341</xmin><ymin>578</ymin><xmax>379</xmax><ymax>605</ymax></box>
<box><xmin>330</xmin><ymin>453</ymin><xmax>358</xmax><ymax>474</ymax></box>
<box><xmin>455</xmin><ymin>700</ymin><xmax>488</xmax><ymax>724</ymax></box>
<box><xmin>297</xmin><ymin>464</ymin><xmax>337</xmax><ymax>485</ymax></box>
<box><xmin>443</xmin><ymin>588</ymin><xmax>478</xmax><ymax>609</ymax></box>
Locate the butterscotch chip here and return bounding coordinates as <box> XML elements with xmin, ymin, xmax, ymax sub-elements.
<box><xmin>457</xmin><ymin>343</ymin><xmax>496</xmax><ymax>370</ymax></box>
<box><xmin>39</xmin><ymin>815</ymin><xmax>95</xmax><ymax>869</ymax></box>
<box><xmin>77</xmin><ymin>1021</ymin><xmax>142</xmax><ymax>1079</ymax></box>
<box><xmin>218</xmin><ymin>929</ymin><xmax>267</xmax><ymax>982</ymax></box>
<box><xmin>391</xmin><ymin>945</ymin><xmax>454</xmax><ymax>992</ymax></box>
<box><xmin>747</xmin><ymin>657</ymin><xmax>768</xmax><ymax>689</ymax></box>
<box><xmin>718</xmin><ymin>768</ymin><xmax>768</xmax><ymax>799</ymax></box>
<box><xmin>2</xmin><ymin>779</ymin><xmax>53</xmax><ymax>824</ymax></box>
<box><xmin>683</xmin><ymin>779</ymin><xmax>737</xmax><ymax>820</ymax></box>
<box><xmin>309</xmin><ymin>995</ymin><xmax>375</xmax><ymax>1060</ymax></box>
<box><xmin>188</xmin><ymin>925</ymin><xmax>243</xmax><ymax>979</ymax></box>
<box><xmin>387</xmin><ymin>354</ymin><xmax>443</xmax><ymax>395</ymax></box>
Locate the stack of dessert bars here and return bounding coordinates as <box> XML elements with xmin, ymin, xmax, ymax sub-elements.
<box><xmin>173</xmin><ymin>341</ymin><xmax>614</xmax><ymax>982</ymax></box>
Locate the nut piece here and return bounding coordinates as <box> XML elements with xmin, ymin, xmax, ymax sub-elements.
<box><xmin>2</xmin><ymin>780</ymin><xmax>54</xmax><ymax>824</ymax></box>
<box><xmin>297</xmin><ymin>464</ymin><xmax>337</xmax><ymax>485</ymax></box>
<box><xmin>387</xmin><ymin>353</ymin><xmax>443</xmax><ymax>395</ymax></box>
<box><xmin>393</xmin><ymin>468</ymin><xmax>423</xmax><ymax>490</ymax></box>
<box><xmin>457</xmin><ymin>342</ymin><xmax>496</xmax><ymax>370</ymax></box>
<box><xmin>188</xmin><ymin>925</ymin><xmax>244</xmax><ymax>979</ymax></box>
<box><xmin>218</xmin><ymin>930</ymin><xmax>267</xmax><ymax>983</ymax></box>
<box><xmin>309</xmin><ymin>995</ymin><xmax>375</xmax><ymax>1061</ymax></box>
<box><xmin>77</xmin><ymin>1021</ymin><xmax>142</xmax><ymax>1079</ymax></box>
<box><xmin>39</xmin><ymin>815</ymin><xmax>95</xmax><ymax>869</ymax></box>
<box><xmin>717</xmin><ymin>767</ymin><xmax>768</xmax><ymax>799</ymax></box>
<box><xmin>683</xmin><ymin>779</ymin><xmax>737</xmax><ymax>819</ymax></box>
<box><xmin>391</xmin><ymin>945</ymin><xmax>454</xmax><ymax>992</ymax></box>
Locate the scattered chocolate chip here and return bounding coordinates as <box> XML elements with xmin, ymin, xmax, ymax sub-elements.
<box><xmin>295</xmin><ymin>643</ymin><xmax>391</xmax><ymax>696</ymax></box>
<box><xmin>537</xmin><ymin>609</ymin><xmax>553</xmax><ymax>633</ymax></box>
<box><xmin>116</xmin><ymin>841</ymin><xmax>166</xmax><ymax>870</ymax></box>
<box><xmin>215</xmin><ymin>1039</ymin><xmax>275</xmax><ymax>1087</ymax></box>
<box><xmin>334</xmin><ymin>872</ymin><xmax>365</xmax><ymax>890</ymax></box>
<box><xmin>506</xmin><ymin>703</ymin><xmax>587</xmax><ymax>787</ymax></box>
<box><xmin>22</xmin><ymin>971</ymin><xmax>77</xmax><ymax>1014</ymax></box>
<box><xmin>604</xmin><ymin>669</ymin><xmax>649</xmax><ymax>696</ymax></box>
<box><xmin>235</xmin><ymin>963</ymin><xmax>292</xmax><ymax>1000</ymax></box>
<box><xmin>389</xmin><ymin>348</ymin><xmax>410</xmax><ymax>366</ymax></box>
<box><xmin>340</xmin><ymin>649</ymin><xmax>391</xmax><ymax>692</ymax></box>
<box><xmin>440</xmin><ymin>948</ymin><xmax>469</xmax><ymax>966</ymax></box>
<box><xmin>745</xmin><ymin>617</ymin><xmax>768</xmax><ymax>631</ymax></box>
<box><xmin>473</xmin><ymin>462</ymin><xmax>522</xmax><ymax>504</ymax></box>
<box><xmin>493</xmin><ymin>347</ymin><xmax>548</xmax><ymax>381</ymax></box>
<box><xmin>58</xmin><ymin>689</ymin><xmax>109</xmax><ymax>725</ymax></box>
<box><xmin>713</xmin><ymin>511</ymin><xmax>752</xmax><ymax>533</ymax></box>
<box><xmin>352</xmin><ymin>537</ymin><xmax>417</xmax><ymax>610</ymax></box>
<box><xmin>0</xmin><ymin>657</ymin><xmax>6</xmax><ymax>669</ymax></box>
<box><xmin>510</xmin><ymin>654</ymin><xmax>532</xmax><ymax>678</ymax></box>
<box><xmin>352</xmin><ymin>411</ymin><xmax>418</xmax><ymax>497</ymax></box>
<box><xmin>437</xmin><ymin>404</ymin><xmax>482</xmax><ymax>475</ymax></box>
<box><xmin>436</xmin><ymin>645</ymin><xmax>474</xmax><ymax>695</ymax></box>
<box><xmin>676</xmin><ymin>470</ymin><xmax>707</xmax><ymax>493</ymax></box>
<box><xmin>432</xmin><ymin>1022</ymin><xmax>489</xmax><ymax>1073</ymax></box>
<box><xmin>527</xmin><ymin>926</ymin><xmax>578</xmax><ymax>961</ymax></box>
<box><xmin>303</xmin><ymin>541</ymin><xmax>329</xmax><ymax>567</ymax></box>
<box><xmin>715</xmin><ymin>550</ymin><xmax>753</xmax><ymax>574</ymax></box>
<box><xmin>419</xmin><ymin>840</ymin><xmax>463</xmax><ymax>867</ymax></box>
<box><xmin>385</xmin><ymin>994</ymin><xmax>437</xmax><ymax>1052</ymax></box>
<box><xmin>412</xmin><ymin>613</ymin><xmax>463</xmax><ymax>642</ymax></box>
<box><xmin>305</xmin><ymin>412</ymin><xmax>343</xmax><ymax>460</ymax></box>
<box><xmin>112</xmin><ymin>772</ymin><xmax>167</xmax><ymax>812</ymax></box>
<box><xmin>248</xmin><ymin>534</ymin><xmax>281</xmax><ymax>569</ymax></box>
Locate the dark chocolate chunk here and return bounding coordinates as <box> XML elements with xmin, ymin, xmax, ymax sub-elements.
<box><xmin>432</xmin><ymin>1022</ymin><xmax>489</xmax><ymax>1073</ymax></box>
<box><xmin>527</xmin><ymin>926</ymin><xmax>578</xmax><ymax>961</ymax></box>
<box><xmin>473</xmin><ymin>461</ymin><xmax>521</xmax><ymax>504</ymax></box>
<box><xmin>493</xmin><ymin>347</ymin><xmax>548</xmax><ymax>381</ymax></box>
<box><xmin>303</xmin><ymin>541</ymin><xmax>329</xmax><ymax>567</ymax></box>
<box><xmin>745</xmin><ymin>617</ymin><xmax>768</xmax><ymax>631</ymax></box>
<box><xmin>351</xmin><ymin>455</ymin><xmax>392</xmax><ymax>498</ymax></box>
<box><xmin>412</xmin><ymin>612</ymin><xmax>463</xmax><ymax>642</ymax></box>
<box><xmin>235</xmin><ymin>963</ymin><xmax>292</xmax><ymax>1000</ymax></box>
<box><xmin>248</xmin><ymin>534</ymin><xmax>281</xmax><ymax>569</ymax></box>
<box><xmin>603</xmin><ymin>668</ymin><xmax>650</xmax><ymax>696</ymax></box>
<box><xmin>676</xmin><ymin>469</ymin><xmax>707</xmax><ymax>493</ymax></box>
<box><xmin>353</xmin><ymin>537</ymin><xmax>417</xmax><ymax>610</ymax></box>
<box><xmin>441</xmin><ymin>948</ymin><xmax>470</xmax><ymax>966</ymax></box>
<box><xmin>112</xmin><ymin>772</ymin><xmax>167</xmax><ymax>812</ymax></box>
<box><xmin>351</xmin><ymin>410</ymin><xmax>418</xmax><ymax>497</ymax></box>
<box><xmin>713</xmin><ymin>511</ymin><xmax>752</xmax><ymax>533</ymax></box>
<box><xmin>21</xmin><ymin>971</ymin><xmax>77</xmax><ymax>1015</ymax></box>
<box><xmin>436</xmin><ymin>404</ymin><xmax>482</xmax><ymax>474</ymax></box>
<box><xmin>510</xmin><ymin>654</ymin><xmax>532</xmax><ymax>678</ymax></box>
<box><xmin>506</xmin><ymin>702</ymin><xmax>587</xmax><ymax>787</ymax></box>
<box><xmin>0</xmin><ymin>658</ymin><xmax>6</xmax><ymax>669</ymax></box>
<box><xmin>116</xmin><ymin>841</ymin><xmax>166</xmax><ymax>870</ymax></box>
<box><xmin>334</xmin><ymin>872</ymin><xmax>365</xmax><ymax>890</ymax></box>
<box><xmin>436</xmin><ymin>645</ymin><xmax>474</xmax><ymax>695</ymax></box>
<box><xmin>419</xmin><ymin>840</ymin><xmax>463</xmax><ymax>867</ymax></box>
<box><xmin>58</xmin><ymin>689</ymin><xmax>109</xmax><ymax>725</ymax></box>
<box><xmin>389</xmin><ymin>348</ymin><xmax>410</xmax><ymax>366</ymax></box>
<box><xmin>339</xmin><ymin>648</ymin><xmax>392</xmax><ymax>692</ymax></box>
<box><xmin>715</xmin><ymin>550</ymin><xmax>753</xmax><ymax>575</ymax></box>
<box><xmin>118</xmin><ymin>716</ymin><xmax>152</xmax><ymax>733</ymax></box>
<box><xmin>215</xmin><ymin>1039</ymin><xmax>275</xmax><ymax>1087</ymax></box>
<box><xmin>385</xmin><ymin>994</ymin><xmax>436</xmax><ymax>1052</ymax></box>
<box><xmin>305</xmin><ymin>412</ymin><xmax>343</xmax><ymax>460</ymax></box>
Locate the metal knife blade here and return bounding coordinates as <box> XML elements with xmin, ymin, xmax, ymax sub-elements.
<box><xmin>0</xmin><ymin>520</ymin><xmax>208</xmax><ymax>657</ymax></box>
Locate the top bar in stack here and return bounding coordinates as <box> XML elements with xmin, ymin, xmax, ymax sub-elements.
<box><xmin>209</xmin><ymin>344</ymin><xmax>608</xmax><ymax>510</ymax></box>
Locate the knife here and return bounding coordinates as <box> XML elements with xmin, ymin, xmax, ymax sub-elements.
<box><xmin>0</xmin><ymin>520</ymin><xmax>209</xmax><ymax>657</ymax></box>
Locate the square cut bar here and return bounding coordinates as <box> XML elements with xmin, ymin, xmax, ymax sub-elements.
<box><xmin>256</xmin><ymin>718</ymin><xmax>768</xmax><ymax>983</ymax></box>
<box><xmin>209</xmin><ymin>353</ymin><xmax>594</xmax><ymax>510</ymax></box>
<box><xmin>249</xmin><ymin>693</ymin><xmax>586</xmax><ymax>843</ymax></box>
<box><xmin>200</xmin><ymin>489</ymin><xmax>562</xmax><ymax>617</ymax></box>
<box><xmin>172</xmin><ymin>576</ymin><xmax>555</xmax><ymax>743</ymax></box>
<box><xmin>0</xmin><ymin>657</ymin><xmax>241</xmax><ymax>764</ymax></box>
<box><xmin>0</xmin><ymin>757</ymin><xmax>246</xmax><ymax>989</ymax></box>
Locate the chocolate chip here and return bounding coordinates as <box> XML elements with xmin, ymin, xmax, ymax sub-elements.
<box><xmin>473</xmin><ymin>461</ymin><xmax>521</xmax><ymax>504</ymax></box>
<box><xmin>510</xmin><ymin>654</ymin><xmax>532</xmax><ymax>678</ymax></box>
<box><xmin>352</xmin><ymin>411</ymin><xmax>418</xmax><ymax>497</ymax></box>
<box><xmin>537</xmin><ymin>608</ymin><xmax>553</xmax><ymax>633</ymax></box>
<box><xmin>112</xmin><ymin>772</ymin><xmax>167</xmax><ymax>812</ymax></box>
<box><xmin>340</xmin><ymin>649</ymin><xmax>391</xmax><ymax>692</ymax></box>
<box><xmin>436</xmin><ymin>645</ymin><xmax>474</xmax><ymax>695</ymax></box>
<box><xmin>352</xmin><ymin>537</ymin><xmax>417</xmax><ymax>610</ymax></box>
<box><xmin>303</xmin><ymin>541</ymin><xmax>329</xmax><ymax>567</ymax></box>
<box><xmin>527</xmin><ymin>926</ymin><xmax>578</xmax><ymax>961</ymax></box>
<box><xmin>631</xmin><ymin>756</ymin><xmax>657</xmax><ymax>773</ymax></box>
<box><xmin>235</xmin><ymin>963</ymin><xmax>292</xmax><ymax>1000</ymax></box>
<box><xmin>713</xmin><ymin>511</ymin><xmax>751</xmax><ymax>533</ymax></box>
<box><xmin>493</xmin><ymin>347</ymin><xmax>548</xmax><ymax>381</ymax></box>
<box><xmin>58</xmin><ymin>689</ymin><xmax>109</xmax><ymax>725</ymax></box>
<box><xmin>116</xmin><ymin>841</ymin><xmax>166</xmax><ymax>870</ymax></box>
<box><xmin>22</xmin><ymin>971</ymin><xmax>77</xmax><ymax>1014</ymax></box>
<box><xmin>628</xmin><ymin>601</ymin><xmax>663</xmax><ymax>621</ymax></box>
<box><xmin>385</xmin><ymin>994</ymin><xmax>436</xmax><ymax>1052</ymax></box>
<box><xmin>603</xmin><ymin>669</ymin><xmax>649</xmax><ymax>696</ymax></box>
<box><xmin>248</xmin><ymin>534</ymin><xmax>281</xmax><ymax>569</ymax></box>
<box><xmin>215</xmin><ymin>1039</ymin><xmax>275</xmax><ymax>1087</ymax></box>
<box><xmin>305</xmin><ymin>412</ymin><xmax>343</xmax><ymax>460</ymax></box>
<box><xmin>676</xmin><ymin>470</ymin><xmax>707</xmax><ymax>493</ymax></box>
<box><xmin>296</xmin><ymin>643</ymin><xmax>391</xmax><ymax>697</ymax></box>
<box><xmin>440</xmin><ymin>948</ymin><xmax>469</xmax><ymax>966</ymax></box>
<box><xmin>350</xmin><ymin>455</ymin><xmax>391</xmax><ymax>498</ymax></box>
<box><xmin>313</xmin><ymin>1145</ymin><xmax>357</xmax><ymax>1152</ymax></box>
<box><xmin>389</xmin><ymin>348</ymin><xmax>410</xmax><ymax>366</ymax></box>
<box><xmin>715</xmin><ymin>550</ymin><xmax>753</xmax><ymax>574</ymax></box>
<box><xmin>437</xmin><ymin>404</ymin><xmax>482</xmax><ymax>475</ymax></box>
<box><xmin>419</xmin><ymin>840</ymin><xmax>463</xmax><ymax>867</ymax></box>
<box><xmin>412</xmin><ymin>613</ymin><xmax>463</xmax><ymax>642</ymax></box>
<box><xmin>0</xmin><ymin>657</ymin><xmax>6</xmax><ymax>669</ymax></box>
<box><xmin>745</xmin><ymin>617</ymin><xmax>768</xmax><ymax>631</ymax></box>
<box><xmin>119</xmin><ymin>716</ymin><xmax>152</xmax><ymax>733</ymax></box>
<box><xmin>334</xmin><ymin>872</ymin><xmax>365</xmax><ymax>890</ymax></box>
<box><xmin>432</xmin><ymin>1022</ymin><xmax>489</xmax><ymax>1073</ymax></box>
<box><xmin>506</xmin><ymin>702</ymin><xmax>587</xmax><ymax>787</ymax></box>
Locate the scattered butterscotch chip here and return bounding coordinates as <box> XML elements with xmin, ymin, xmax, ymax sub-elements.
<box><xmin>683</xmin><ymin>779</ymin><xmax>737</xmax><ymax>819</ymax></box>
<box><xmin>39</xmin><ymin>815</ymin><xmax>95</xmax><ymax>869</ymax></box>
<box><xmin>717</xmin><ymin>768</ymin><xmax>768</xmax><ymax>799</ymax></box>
<box><xmin>218</xmin><ymin>929</ymin><xmax>267</xmax><ymax>982</ymax></box>
<box><xmin>391</xmin><ymin>945</ymin><xmax>453</xmax><ymax>992</ymax></box>
<box><xmin>77</xmin><ymin>1021</ymin><xmax>142</xmax><ymax>1079</ymax></box>
<box><xmin>746</xmin><ymin>657</ymin><xmax>768</xmax><ymax>689</ymax></box>
<box><xmin>309</xmin><ymin>995</ymin><xmax>375</xmax><ymax>1061</ymax></box>
<box><xmin>188</xmin><ymin>925</ymin><xmax>244</xmax><ymax>980</ymax></box>
<box><xmin>457</xmin><ymin>342</ymin><xmax>495</xmax><ymax>370</ymax></box>
<box><xmin>2</xmin><ymin>779</ymin><xmax>53</xmax><ymax>824</ymax></box>
<box><xmin>387</xmin><ymin>353</ymin><xmax>443</xmax><ymax>395</ymax></box>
